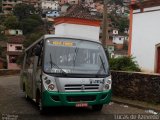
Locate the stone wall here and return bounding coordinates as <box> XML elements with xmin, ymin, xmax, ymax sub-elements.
<box><xmin>111</xmin><ymin>71</ymin><xmax>160</xmax><ymax>103</ymax></box>
<box><xmin>0</xmin><ymin>69</ymin><xmax>20</xmax><ymax>76</ymax></box>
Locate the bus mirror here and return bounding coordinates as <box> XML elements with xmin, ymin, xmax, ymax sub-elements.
<box><xmin>35</xmin><ymin>45</ymin><xmax>41</xmax><ymax>56</ymax></box>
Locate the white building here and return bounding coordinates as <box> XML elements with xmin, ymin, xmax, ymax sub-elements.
<box><xmin>113</xmin><ymin>35</ymin><xmax>125</xmax><ymax>44</ymax></box>
<box><xmin>54</xmin><ymin>17</ymin><xmax>100</xmax><ymax>41</ymax></box>
<box><xmin>41</xmin><ymin>0</ymin><xmax>59</xmax><ymax>12</ymax></box>
<box><xmin>54</xmin><ymin>4</ymin><xmax>101</xmax><ymax>41</ymax></box>
<box><xmin>5</xmin><ymin>29</ymin><xmax>23</xmax><ymax>36</ymax></box>
<box><xmin>112</xmin><ymin>29</ymin><xmax>119</xmax><ymax>35</ymax></box>
<box><xmin>129</xmin><ymin>0</ymin><xmax>160</xmax><ymax>73</ymax></box>
<box><xmin>6</xmin><ymin>36</ymin><xmax>24</xmax><ymax>69</ymax></box>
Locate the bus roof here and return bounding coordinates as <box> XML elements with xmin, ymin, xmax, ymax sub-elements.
<box><xmin>25</xmin><ymin>34</ymin><xmax>101</xmax><ymax>52</ymax></box>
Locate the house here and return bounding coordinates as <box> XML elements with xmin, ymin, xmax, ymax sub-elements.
<box><xmin>22</xmin><ymin>0</ymin><xmax>39</xmax><ymax>10</ymax></box>
<box><xmin>59</xmin><ymin>0</ymin><xmax>68</xmax><ymax>5</ymax></box>
<box><xmin>54</xmin><ymin>4</ymin><xmax>101</xmax><ymax>41</ymax></box>
<box><xmin>112</xmin><ymin>29</ymin><xmax>119</xmax><ymax>35</ymax></box>
<box><xmin>60</xmin><ymin>3</ymin><xmax>70</xmax><ymax>13</ymax></box>
<box><xmin>41</xmin><ymin>0</ymin><xmax>59</xmax><ymax>12</ymax></box>
<box><xmin>68</xmin><ymin>0</ymin><xmax>80</xmax><ymax>5</ymax></box>
<box><xmin>2</xmin><ymin>0</ymin><xmax>22</xmax><ymax>14</ymax></box>
<box><xmin>6</xmin><ymin>36</ymin><xmax>24</xmax><ymax>69</ymax></box>
<box><xmin>129</xmin><ymin>0</ymin><xmax>160</xmax><ymax>73</ymax></box>
<box><xmin>105</xmin><ymin>40</ymin><xmax>115</xmax><ymax>55</ymax></box>
<box><xmin>5</xmin><ymin>29</ymin><xmax>23</xmax><ymax>36</ymax></box>
<box><xmin>113</xmin><ymin>35</ymin><xmax>125</xmax><ymax>45</ymax></box>
<box><xmin>46</xmin><ymin>10</ymin><xmax>60</xmax><ymax>18</ymax></box>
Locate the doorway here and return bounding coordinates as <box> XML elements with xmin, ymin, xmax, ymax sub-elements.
<box><xmin>156</xmin><ymin>46</ymin><xmax>160</xmax><ymax>73</ymax></box>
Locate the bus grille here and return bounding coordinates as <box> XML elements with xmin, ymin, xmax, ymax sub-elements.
<box><xmin>64</xmin><ymin>84</ymin><xmax>99</xmax><ymax>92</ymax></box>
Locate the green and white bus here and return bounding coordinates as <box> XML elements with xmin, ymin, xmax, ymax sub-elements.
<box><xmin>20</xmin><ymin>35</ymin><xmax>112</xmax><ymax>112</ymax></box>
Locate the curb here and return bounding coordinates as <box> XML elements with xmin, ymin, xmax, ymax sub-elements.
<box><xmin>112</xmin><ymin>99</ymin><xmax>160</xmax><ymax>113</ymax></box>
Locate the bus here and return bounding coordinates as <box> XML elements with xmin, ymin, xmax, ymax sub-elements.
<box><xmin>20</xmin><ymin>35</ymin><xmax>112</xmax><ymax>113</ymax></box>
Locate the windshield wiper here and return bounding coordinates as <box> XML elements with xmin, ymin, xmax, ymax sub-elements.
<box><xmin>73</xmin><ymin>47</ymin><xmax>79</xmax><ymax>68</ymax></box>
<box><xmin>99</xmin><ymin>55</ymin><xmax>106</xmax><ymax>73</ymax></box>
<box><xmin>49</xmin><ymin>53</ymin><xmax>67</xmax><ymax>75</ymax></box>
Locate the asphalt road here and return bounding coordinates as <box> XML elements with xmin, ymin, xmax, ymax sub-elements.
<box><xmin>0</xmin><ymin>76</ymin><xmax>157</xmax><ymax>120</ymax></box>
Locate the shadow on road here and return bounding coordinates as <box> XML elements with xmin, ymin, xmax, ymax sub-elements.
<box><xmin>23</xmin><ymin>98</ymin><xmax>111</xmax><ymax>120</ymax></box>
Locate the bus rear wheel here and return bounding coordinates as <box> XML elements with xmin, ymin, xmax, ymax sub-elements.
<box><xmin>92</xmin><ymin>104</ymin><xmax>103</xmax><ymax>111</ymax></box>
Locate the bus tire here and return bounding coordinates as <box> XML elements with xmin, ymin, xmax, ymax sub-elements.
<box><xmin>36</xmin><ymin>90</ymin><xmax>46</xmax><ymax>114</ymax></box>
<box><xmin>92</xmin><ymin>104</ymin><xmax>103</xmax><ymax>111</ymax></box>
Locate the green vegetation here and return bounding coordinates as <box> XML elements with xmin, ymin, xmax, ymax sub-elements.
<box><xmin>109</xmin><ymin>56</ymin><xmax>141</xmax><ymax>72</ymax></box>
<box><xmin>4</xmin><ymin>15</ymin><xmax>20</xmax><ymax>29</ymax></box>
<box><xmin>108</xmin><ymin>12</ymin><xmax>129</xmax><ymax>33</ymax></box>
<box><xmin>13</xmin><ymin>3</ymin><xmax>35</xmax><ymax>20</ymax></box>
<box><xmin>118</xmin><ymin>18</ymin><xmax>129</xmax><ymax>33</ymax></box>
<box><xmin>109</xmin><ymin>0</ymin><xmax>124</xmax><ymax>6</ymax></box>
<box><xmin>23</xmin><ymin>27</ymin><xmax>46</xmax><ymax>48</ymax></box>
<box><xmin>0</xmin><ymin>0</ymin><xmax>2</xmax><ymax>13</ymax></box>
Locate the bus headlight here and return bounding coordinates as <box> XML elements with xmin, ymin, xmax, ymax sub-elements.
<box><xmin>42</xmin><ymin>75</ymin><xmax>58</xmax><ymax>91</ymax></box>
<box><xmin>103</xmin><ymin>76</ymin><xmax>112</xmax><ymax>91</ymax></box>
<box><xmin>48</xmin><ymin>84</ymin><xmax>55</xmax><ymax>91</ymax></box>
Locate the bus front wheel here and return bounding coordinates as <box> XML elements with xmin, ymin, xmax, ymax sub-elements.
<box><xmin>92</xmin><ymin>104</ymin><xmax>103</xmax><ymax>111</ymax></box>
<box><xmin>36</xmin><ymin>91</ymin><xmax>46</xmax><ymax>114</ymax></box>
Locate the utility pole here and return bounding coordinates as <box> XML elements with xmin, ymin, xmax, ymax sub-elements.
<box><xmin>102</xmin><ymin>0</ymin><xmax>109</xmax><ymax>48</ymax></box>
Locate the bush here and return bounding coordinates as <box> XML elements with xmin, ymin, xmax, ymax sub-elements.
<box><xmin>109</xmin><ymin>56</ymin><xmax>141</xmax><ymax>72</ymax></box>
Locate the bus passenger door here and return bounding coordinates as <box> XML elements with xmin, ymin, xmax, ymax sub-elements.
<box><xmin>32</xmin><ymin>56</ymin><xmax>39</xmax><ymax>100</ymax></box>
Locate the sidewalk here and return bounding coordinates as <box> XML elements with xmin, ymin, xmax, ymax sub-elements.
<box><xmin>112</xmin><ymin>96</ymin><xmax>160</xmax><ymax>112</ymax></box>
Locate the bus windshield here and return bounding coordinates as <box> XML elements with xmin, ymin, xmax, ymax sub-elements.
<box><xmin>44</xmin><ymin>38</ymin><xmax>109</xmax><ymax>75</ymax></box>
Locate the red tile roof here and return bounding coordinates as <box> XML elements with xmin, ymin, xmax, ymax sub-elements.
<box><xmin>61</xmin><ymin>4</ymin><xmax>101</xmax><ymax>20</ymax></box>
<box><xmin>7</xmin><ymin>36</ymin><xmax>25</xmax><ymax>44</ymax></box>
<box><xmin>131</xmin><ymin>0</ymin><xmax>160</xmax><ymax>10</ymax></box>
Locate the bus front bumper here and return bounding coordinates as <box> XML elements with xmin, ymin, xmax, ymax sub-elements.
<box><xmin>42</xmin><ymin>90</ymin><xmax>112</xmax><ymax>107</ymax></box>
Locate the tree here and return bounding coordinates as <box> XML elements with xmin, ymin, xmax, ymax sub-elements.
<box><xmin>13</xmin><ymin>3</ymin><xmax>35</xmax><ymax>20</ymax></box>
<box><xmin>0</xmin><ymin>0</ymin><xmax>2</xmax><ymax>13</ymax></box>
<box><xmin>0</xmin><ymin>25</ymin><xmax>5</xmax><ymax>34</ymax></box>
<box><xmin>3</xmin><ymin>15</ymin><xmax>20</xmax><ymax>29</ymax></box>
<box><xmin>118</xmin><ymin>18</ymin><xmax>129</xmax><ymax>33</ymax></box>
<box><xmin>0</xmin><ymin>14</ymin><xmax>5</xmax><ymax>23</ymax></box>
<box><xmin>23</xmin><ymin>31</ymin><xmax>45</xmax><ymax>48</ymax></box>
<box><xmin>109</xmin><ymin>56</ymin><xmax>141</xmax><ymax>72</ymax></box>
<box><xmin>20</xmin><ymin>18</ymin><xmax>42</xmax><ymax>34</ymax></box>
<box><xmin>29</xmin><ymin>14</ymin><xmax>43</xmax><ymax>24</ymax></box>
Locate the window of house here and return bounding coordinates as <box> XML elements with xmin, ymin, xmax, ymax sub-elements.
<box><xmin>15</xmin><ymin>46</ymin><xmax>22</xmax><ymax>50</ymax></box>
<box><xmin>16</xmin><ymin>31</ymin><xmax>18</xmax><ymax>35</ymax></box>
<box><xmin>9</xmin><ymin>55</ymin><xmax>17</xmax><ymax>63</ymax></box>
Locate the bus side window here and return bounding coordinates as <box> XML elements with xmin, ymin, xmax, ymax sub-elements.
<box><xmin>36</xmin><ymin>43</ymin><xmax>43</xmax><ymax>67</ymax></box>
<box><xmin>26</xmin><ymin>49</ymin><xmax>34</xmax><ymax>69</ymax></box>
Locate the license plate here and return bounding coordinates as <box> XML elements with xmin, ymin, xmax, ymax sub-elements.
<box><xmin>76</xmin><ymin>103</ymin><xmax>88</xmax><ymax>107</ymax></box>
